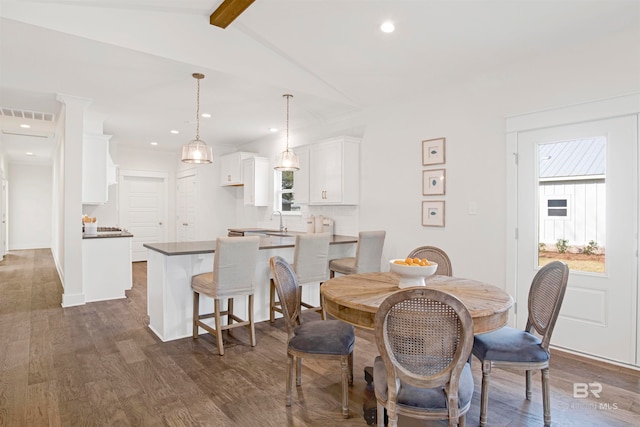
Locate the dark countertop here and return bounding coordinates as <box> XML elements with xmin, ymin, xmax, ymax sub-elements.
<box><xmin>143</xmin><ymin>234</ymin><xmax>358</xmax><ymax>256</ymax></box>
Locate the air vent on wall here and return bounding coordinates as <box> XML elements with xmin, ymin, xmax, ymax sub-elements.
<box><xmin>0</xmin><ymin>107</ymin><xmax>56</xmax><ymax>122</ymax></box>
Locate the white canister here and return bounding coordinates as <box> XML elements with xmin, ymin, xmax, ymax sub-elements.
<box><xmin>322</xmin><ymin>218</ymin><xmax>333</xmax><ymax>235</ymax></box>
<box><xmin>306</xmin><ymin>216</ymin><xmax>315</xmax><ymax>233</ymax></box>
<box><xmin>314</xmin><ymin>215</ymin><xmax>324</xmax><ymax>233</ymax></box>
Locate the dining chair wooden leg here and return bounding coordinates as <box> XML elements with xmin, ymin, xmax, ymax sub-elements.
<box><xmin>192</xmin><ymin>291</ymin><xmax>200</xmax><ymax>338</ymax></box>
<box><xmin>214</xmin><ymin>299</ymin><xmax>224</xmax><ymax>355</ymax></box>
<box><xmin>340</xmin><ymin>355</ymin><xmax>350</xmax><ymax>418</ymax></box>
<box><xmin>526</xmin><ymin>369</ymin><xmax>533</xmax><ymax>399</ymax></box>
<box><xmin>542</xmin><ymin>367</ymin><xmax>551</xmax><ymax>426</ymax></box>
<box><xmin>248</xmin><ymin>294</ymin><xmax>256</xmax><ymax>346</ymax></box>
<box><xmin>286</xmin><ymin>353</ymin><xmax>294</xmax><ymax>406</ymax></box>
<box><xmin>479</xmin><ymin>362</ymin><xmax>491</xmax><ymax>427</ymax></box>
<box><xmin>296</xmin><ymin>357</ymin><xmax>303</xmax><ymax>386</ymax></box>
<box><xmin>459</xmin><ymin>414</ymin><xmax>466</xmax><ymax>427</ymax></box>
<box><xmin>269</xmin><ymin>278</ymin><xmax>277</xmax><ymax>322</ymax></box>
<box><xmin>376</xmin><ymin>404</ymin><xmax>385</xmax><ymax>427</ymax></box>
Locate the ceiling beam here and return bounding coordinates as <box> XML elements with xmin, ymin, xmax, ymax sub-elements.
<box><xmin>210</xmin><ymin>0</ymin><xmax>255</xmax><ymax>29</ymax></box>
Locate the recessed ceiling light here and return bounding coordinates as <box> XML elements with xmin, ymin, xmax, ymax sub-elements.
<box><xmin>170</xmin><ymin>130</ymin><xmax>179</xmax><ymax>134</ymax></box>
<box><xmin>201</xmin><ymin>113</ymin><xmax>211</xmax><ymax>118</ymax></box>
<box><xmin>269</xmin><ymin>127</ymin><xmax>278</xmax><ymax>132</ymax></box>
<box><xmin>380</xmin><ymin>21</ymin><xmax>395</xmax><ymax>33</ymax></box>
<box><xmin>150</xmin><ymin>141</ymin><xmax>158</xmax><ymax>146</ymax></box>
<box><xmin>26</xmin><ymin>152</ymin><xmax>35</xmax><ymax>156</ymax></box>
<box><xmin>20</xmin><ymin>124</ymin><xmax>31</xmax><ymax>128</ymax></box>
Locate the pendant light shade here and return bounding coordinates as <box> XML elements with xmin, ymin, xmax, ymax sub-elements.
<box><xmin>274</xmin><ymin>94</ymin><xmax>299</xmax><ymax>171</ymax></box>
<box><xmin>181</xmin><ymin>73</ymin><xmax>213</xmax><ymax>164</ymax></box>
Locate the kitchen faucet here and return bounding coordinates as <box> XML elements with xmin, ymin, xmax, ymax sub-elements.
<box><xmin>272</xmin><ymin>211</ymin><xmax>284</xmax><ymax>232</ymax></box>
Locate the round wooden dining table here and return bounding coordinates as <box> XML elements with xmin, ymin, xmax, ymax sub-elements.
<box><xmin>321</xmin><ymin>271</ymin><xmax>514</xmax><ymax>334</ymax></box>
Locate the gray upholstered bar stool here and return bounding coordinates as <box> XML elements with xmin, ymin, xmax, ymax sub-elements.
<box><xmin>191</xmin><ymin>236</ymin><xmax>260</xmax><ymax>356</ymax></box>
<box><xmin>329</xmin><ymin>230</ymin><xmax>386</xmax><ymax>278</ymax></box>
<box><xmin>270</xmin><ymin>232</ymin><xmax>331</xmax><ymax>321</ymax></box>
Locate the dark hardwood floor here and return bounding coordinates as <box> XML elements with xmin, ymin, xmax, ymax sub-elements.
<box><xmin>1</xmin><ymin>249</ymin><xmax>639</xmax><ymax>426</ymax></box>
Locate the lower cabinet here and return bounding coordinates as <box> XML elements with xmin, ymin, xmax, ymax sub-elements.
<box><xmin>82</xmin><ymin>237</ymin><xmax>132</xmax><ymax>302</ymax></box>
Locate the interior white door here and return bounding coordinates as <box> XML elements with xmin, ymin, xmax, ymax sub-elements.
<box><xmin>516</xmin><ymin>115</ymin><xmax>638</xmax><ymax>364</ymax></box>
<box><xmin>119</xmin><ymin>174</ymin><xmax>167</xmax><ymax>262</ymax></box>
<box><xmin>176</xmin><ymin>174</ymin><xmax>197</xmax><ymax>242</ymax></box>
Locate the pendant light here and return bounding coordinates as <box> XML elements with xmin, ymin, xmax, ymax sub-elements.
<box><xmin>181</xmin><ymin>73</ymin><xmax>213</xmax><ymax>164</ymax></box>
<box><xmin>274</xmin><ymin>94</ymin><xmax>299</xmax><ymax>171</ymax></box>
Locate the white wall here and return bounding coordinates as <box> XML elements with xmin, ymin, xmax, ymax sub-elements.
<box><xmin>8</xmin><ymin>163</ymin><xmax>53</xmax><ymax>249</ymax></box>
<box><xmin>358</xmin><ymin>26</ymin><xmax>640</xmax><ymax>290</ymax></box>
<box><xmin>230</xmin><ymin>25</ymin><xmax>640</xmax><ymax>291</ymax></box>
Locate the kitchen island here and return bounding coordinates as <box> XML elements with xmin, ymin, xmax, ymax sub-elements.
<box><xmin>144</xmin><ymin>234</ymin><xmax>358</xmax><ymax>342</ymax></box>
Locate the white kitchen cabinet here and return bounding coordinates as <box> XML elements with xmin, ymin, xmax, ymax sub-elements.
<box><xmin>309</xmin><ymin>136</ymin><xmax>360</xmax><ymax>205</ymax></box>
<box><xmin>82</xmin><ymin>236</ymin><xmax>132</xmax><ymax>302</ymax></box>
<box><xmin>243</xmin><ymin>157</ymin><xmax>270</xmax><ymax>206</ymax></box>
<box><xmin>82</xmin><ymin>133</ymin><xmax>112</xmax><ymax>204</ymax></box>
<box><xmin>220</xmin><ymin>151</ymin><xmax>256</xmax><ymax>186</ymax></box>
<box><xmin>293</xmin><ymin>147</ymin><xmax>310</xmax><ymax>205</ymax></box>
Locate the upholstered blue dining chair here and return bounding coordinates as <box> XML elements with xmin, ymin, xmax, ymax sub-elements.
<box><xmin>373</xmin><ymin>288</ymin><xmax>474</xmax><ymax>427</ymax></box>
<box><xmin>269</xmin><ymin>255</ymin><xmax>355</xmax><ymax>418</ymax></box>
<box><xmin>472</xmin><ymin>260</ymin><xmax>569</xmax><ymax>427</ymax></box>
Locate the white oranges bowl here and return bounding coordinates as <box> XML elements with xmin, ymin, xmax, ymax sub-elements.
<box><xmin>389</xmin><ymin>259</ymin><xmax>438</xmax><ymax>288</ymax></box>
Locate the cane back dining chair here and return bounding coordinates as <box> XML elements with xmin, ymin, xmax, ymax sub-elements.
<box><xmin>407</xmin><ymin>245</ymin><xmax>453</xmax><ymax>276</ymax></box>
<box><xmin>329</xmin><ymin>230</ymin><xmax>386</xmax><ymax>278</ymax></box>
<box><xmin>191</xmin><ymin>236</ymin><xmax>260</xmax><ymax>356</ymax></box>
<box><xmin>373</xmin><ymin>288</ymin><xmax>474</xmax><ymax>427</ymax></box>
<box><xmin>472</xmin><ymin>260</ymin><xmax>569</xmax><ymax>427</ymax></box>
<box><xmin>270</xmin><ymin>232</ymin><xmax>331</xmax><ymax>322</ymax></box>
<box><xmin>270</xmin><ymin>255</ymin><xmax>355</xmax><ymax>418</ymax></box>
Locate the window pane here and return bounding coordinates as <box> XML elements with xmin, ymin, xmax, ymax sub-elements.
<box><xmin>538</xmin><ymin>137</ymin><xmax>606</xmax><ymax>273</ymax></box>
<box><xmin>548</xmin><ymin>199</ymin><xmax>567</xmax><ymax>208</ymax></box>
<box><xmin>282</xmin><ymin>192</ymin><xmax>293</xmax><ymax>211</ymax></box>
<box><xmin>282</xmin><ymin>171</ymin><xmax>293</xmax><ymax>190</ymax></box>
<box><xmin>548</xmin><ymin>209</ymin><xmax>567</xmax><ymax>217</ymax></box>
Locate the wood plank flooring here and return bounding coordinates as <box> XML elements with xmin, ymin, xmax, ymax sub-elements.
<box><xmin>1</xmin><ymin>249</ymin><xmax>639</xmax><ymax>426</ymax></box>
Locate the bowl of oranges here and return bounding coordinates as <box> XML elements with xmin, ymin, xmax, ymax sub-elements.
<box><xmin>389</xmin><ymin>258</ymin><xmax>438</xmax><ymax>288</ymax></box>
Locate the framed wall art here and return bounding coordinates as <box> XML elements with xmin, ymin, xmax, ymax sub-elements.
<box><xmin>422</xmin><ymin>137</ymin><xmax>446</xmax><ymax>165</ymax></box>
<box><xmin>422</xmin><ymin>168</ymin><xmax>445</xmax><ymax>196</ymax></box>
<box><xmin>422</xmin><ymin>200</ymin><xmax>445</xmax><ymax>227</ymax></box>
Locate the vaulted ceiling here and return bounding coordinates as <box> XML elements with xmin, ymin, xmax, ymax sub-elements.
<box><xmin>1</xmin><ymin>0</ymin><xmax>638</xmax><ymax>164</ymax></box>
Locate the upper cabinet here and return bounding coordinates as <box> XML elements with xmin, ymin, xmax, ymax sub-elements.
<box><xmin>82</xmin><ymin>133</ymin><xmax>113</xmax><ymax>205</ymax></box>
<box><xmin>220</xmin><ymin>151</ymin><xmax>256</xmax><ymax>186</ymax></box>
<box><xmin>309</xmin><ymin>136</ymin><xmax>360</xmax><ymax>205</ymax></box>
<box><xmin>243</xmin><ymin>157</ymin><xmax>270</xmax><ymax>206</ymax></box>
<box><xmin>293</xmin><ymin>147</ymin><xmax>310</xmax><ymax>205</ymax></box>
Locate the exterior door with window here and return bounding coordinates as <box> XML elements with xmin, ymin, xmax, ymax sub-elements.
<box><xmin>516</xmin><ymin>115</ymin><xmax>638</xmax><ymax>364</ymax></box>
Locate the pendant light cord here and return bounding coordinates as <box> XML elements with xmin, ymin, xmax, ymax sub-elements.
<box><xmin>284</xmin><ymin>94</ymin><xmax>292</xmax><ymax>151</ymax></box>
<box><xmin>195</xmin><ymin>77</ymin><xmax>201</xmax><ymax>141</ymax></box>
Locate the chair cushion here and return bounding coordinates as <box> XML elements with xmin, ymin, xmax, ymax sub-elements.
<box><xmin>373</xmin><ymin>356</ymin><xmax>473</xmax><ymax>410</ymax></box>
<box><xmin>472</xmin><ymin>326</ymin><xmax>549</xmax><ymax>363</ymax></box>
<box><xmin>290</xmin><ymin>320</ymin><xmax>355</xmax><ymax>355</ymax></box>
<box><xmin>192</xmin><ymin>272</ymin><xmax>215</xmax><ymax>296</ymax></box>
<box><xmin>329</xmin><ymin>257</ymin><xmax>357</xmax><ymax>275</ymax></box>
